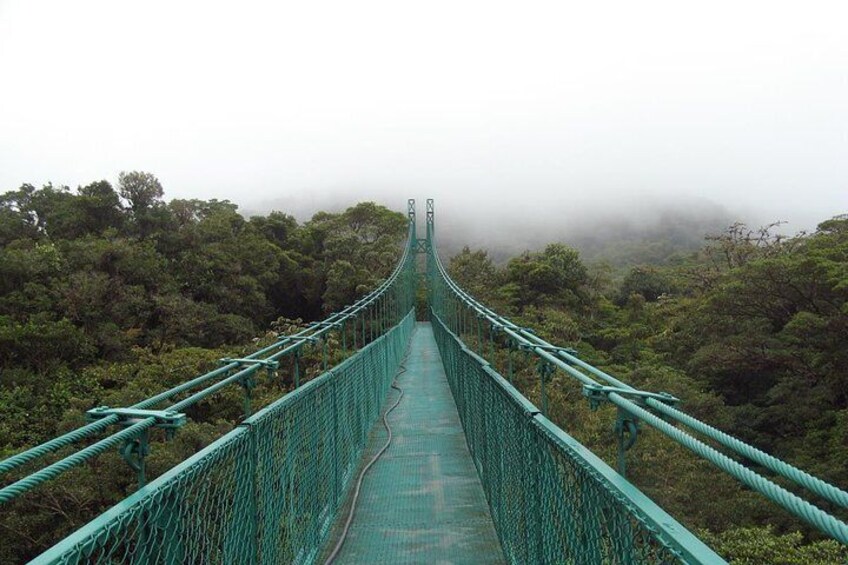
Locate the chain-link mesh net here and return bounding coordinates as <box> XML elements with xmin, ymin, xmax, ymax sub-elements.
<box><xmin>432</xmin><ymin>312</ymin><xmax>717</xmax><ymax>564</ymax></box>
<box><xmin>34</xmin><ymin>312</ymin><xmax>414</xmax><ymax>565</ymax></box>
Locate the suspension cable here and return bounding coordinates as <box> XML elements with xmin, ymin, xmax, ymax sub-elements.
<box><xmin>426</xmin><ymin>218</ymin><xmax>848</xmax><ymax>543</ymax></box>
<box><xmin>0</xmin><ymin>219</ymin><xmax>418</xmax><ymax>502</ymax></box>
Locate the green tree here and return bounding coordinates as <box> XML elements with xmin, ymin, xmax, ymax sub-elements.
<box><xmin>448</xmin><ymin>246</ymin><xmax>498</xmax><ymax>300</ymax></box>
<box><xmin>117</xmin><ymin>171</ymin><xmax>164</xmax><ymax>214</ymax></box>
<box><xmin>618</xmin><ymin>266</ymin><xmax>674</xmax><ymax>304</ymax></box>
<box><xmin>118</xmin><ymin>171</ymin><xmax>167</xmax><ymax>238</ymax></box>
<box><xmin>504</xmin><ymin>243</ymin><xmax>588</xmax><ymax>309</ymax></box>
<box><xmin>76</xmin><ymin>180</ymin><xmax>124</xmax><ymax>234</ymax></box>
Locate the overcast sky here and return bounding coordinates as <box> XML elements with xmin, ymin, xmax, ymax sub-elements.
<box><xmin>1</xmin><ymin>0</ymin><xmax>846</xmax><ymax>234</ymax></box>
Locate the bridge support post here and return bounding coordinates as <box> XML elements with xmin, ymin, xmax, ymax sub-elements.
<box><xmin>293</xmin><ymin>350</ymin><xmax>300</xmax><ymax>388</ymax></box>
<box><xmin>529</xmin><ymin>429</ymin><xmax>544</xmax><ymax>562</ymax></box>
<box><xmin>237</xmin><ymin>424</ymin><xmax>260</xmax><ymax>564</ymax></box>
<box><xmin>488</xmin><ymin>325</ymin><xmax>498</xmax><ymax>372</ymax></box>
<box><xmin>332</xmin><ymin>376</ymin><xmax>339</xmax><ymax>511</ymax></box>
<box><xmin>614</xmin><ymin>408</ymin><xmax>639</xmax><ymax>477</ymax></box>
<box><xmin>476</xmin><ymin>314</ymin><xmax>483</xmax><ymax>356</ymax></box>
<box><xmin>536</xmin><ymin>360</ymin><xmax>553</xmax><ymax>416</ymax></box>
<box><xmin>241</xmin><ymin>373</ymin><xmax>256</xmax><ymax>417</ymax></box>
<box><xmin>507</xmin><ymin>339</ymin><xmax>515</xmax><ymax>383</ymax></box>
<box><xmin>361</xmin><ymin>308</ymin><xmax>367</xmax><ymax>345</ymax></box>
<box><xmin>119</xmin><ymin>429</ymin><xmax>150</xmax><ymax>489</ymax></box>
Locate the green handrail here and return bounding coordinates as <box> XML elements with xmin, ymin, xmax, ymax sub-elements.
<box><xmin>0</xmin><ymin>202</ymin><xmax>419</xmax><ymax>503</ymax></box>
<box><xmin>424</xmin><ymin>198</ymin><xmax>848</xmax><ymax>546</ymax></box>
<box><xmin>10</xmin><ymin>198</ymin><xmax>848</xmax><ymax>564</ymax></box>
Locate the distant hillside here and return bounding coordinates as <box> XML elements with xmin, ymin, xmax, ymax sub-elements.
<box><xmin>246</xmin><ymin>192</ymin><xmax>737</xmax><ymax>270</ymax></box>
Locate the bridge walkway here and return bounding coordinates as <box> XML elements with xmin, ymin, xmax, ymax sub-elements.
<box><xmin>323</xmin><ymin>322</ymin><xmax>505</xmax><ymax>564</ymax></box>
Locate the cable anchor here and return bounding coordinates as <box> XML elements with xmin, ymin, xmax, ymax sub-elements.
<box><xmin>581</xmin><ymin>384</ymin><xmax>679</xmax><ymax>477</ymax></box>
<box><xmin>87</xmin><ymin>407</ymin><xmax>186</xmax><ymax>488</ymax></box>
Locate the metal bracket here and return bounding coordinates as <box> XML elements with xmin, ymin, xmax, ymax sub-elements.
<box><xmin>518</xmin><ymin>343</ymin><xmax>578</xmax><ymax>357</ymax></box>
<box><xmin>615</xmin><ymin>410</ymin><xmax>640</xmax><ymax>449</ymax></box>
<box><xmin>120</xmin><ymin>434</ymin><xmax>149</xmax><ymax>472</ymax></box>
<box><xmin>307</xmin><ymin>321</ymin><xmax>339</xmax><ymax>331</ymax></box>
<box><xmin>536</xmin><ymin>360</ymin><xmax>555</xmax><ymax>415</ymax></box>
<box><xmin>582</xmin><ymin>383</ymin><xmax>679</xmax><ymax>411</ymax></box>
<box><xmin>614</xmin><ymin>408</ymin><xmax>640</xmax><ymax>477</ymax></box>
<box><xmin>86</xmin><ymin>407</ymin><xmax>187</xmax><ymax>430</ymax></box>
<box><xmin>120</xmin><ymin>431</ymin><xmax>151</xmax><ymax>488</ymax></box>
<box><xmin>240</xmin><ymin>372</ymin><xmax>256</xmax><ymax>389</ymax></box>
<box><xmin>221</xmin><ymin>357</ymin><xmax>280</xmax><ymax>383</ymax></box>
<box><xmin>287</xmin><ymin>335</ymin><xmax>320</xmax><ymax>344</ymax></box>
<box><xmin>581</xmin><ymin>383</ymin><xmax>680</xmax><ymax>477</ymax></box>
<box><xmin>86</xmin><ymin>407</ymin><xmax>185</xmax><ymax>488</ymax></box>
<box><xmin>415</xmin><ymin>238</ymin><xmax>429</xmax><ymax>254</ymax></box>
<box><xmin>491</xmin><ymin>322</ymin><xmax>539</xmax><ymax>339</ymax></box>
<box><xmin>536</xmin><ymin>359</ymin><xmax>555</xmax><ymax>381</ymax></box>
<box><xmin>220</xmin><ymin>357</ymin><xmax>280</xmax><ymax>369</ymax></box>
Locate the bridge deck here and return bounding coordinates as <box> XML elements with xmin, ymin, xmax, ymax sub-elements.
<box><xmin>323</xmin><ymin>322</ymin><xmax>505</xmax><ymax>564</ymax></box>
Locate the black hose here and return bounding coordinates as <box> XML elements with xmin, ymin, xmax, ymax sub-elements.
<box><xmin>324</xmin><ymin>352</ymin><xmax>410</xmax><ymax>565</ymax></box>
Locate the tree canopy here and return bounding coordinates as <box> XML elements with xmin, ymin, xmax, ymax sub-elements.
<box><xmin>448</xmin><ymin>217</ymin><xmax>848</xmax><ymax>562</ymax></box>
<box><xmin>0</xmin><ymin>176</ymin><xmax>409</xmax><ymax>561</ymax></box>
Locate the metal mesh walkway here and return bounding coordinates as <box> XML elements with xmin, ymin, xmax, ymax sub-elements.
<box><xmin>323</xmin><ymin>322</ymin><xmax>505</xmax><ymax>564</ymax></box>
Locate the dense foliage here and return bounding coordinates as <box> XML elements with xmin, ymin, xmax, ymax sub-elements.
<box><xmin>2</xmin><ymin>176</ymin><xmax>845</xmax><ymax>562</ymax></box>
<box><xmin>0</xmin><ymin>174</ymin><xmax>407</xmax><ymax>561</ymax></box>
<box><xmin>447</xmin><ymin>217</ymin><xmax>848</xmax><ymax>562</ymax></box>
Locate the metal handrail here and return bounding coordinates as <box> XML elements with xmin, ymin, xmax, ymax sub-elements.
<box><xmin>425</xmin><ymin>199</ymin><xmax>848</xmax><ymax>544</ymax></box>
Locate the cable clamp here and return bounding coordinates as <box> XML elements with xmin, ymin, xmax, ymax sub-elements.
<box><xmin>220</xmin><ymin>357</ymin><xmax>280</xmax><ymax>369</ymax></box>
<box><xmin>286</xmin><ymin>336</ymin><xmax>321</xmax><ymax>343</ymax></box>
<box><xmin>517</xmin><ymin>343</ymin><xmax>578</xmax><ymax>357</ymax></box>
<box><xmin>307</xmin><ymin>321</ymin><xmax>339</xmax><ymax>330</ymax></box>
<box><xmin>582</xmin><ymin>383</ymin><xmax>679</xmax><ymax>411</ymax></box>
<box><xmin>86</xmin><ymin>407</ymin><xmax>186</xmax><ymax>430</ymax></box>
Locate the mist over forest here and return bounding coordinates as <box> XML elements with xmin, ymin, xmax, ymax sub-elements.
<box><xmin>2</xmin><ymin>0</ymin><xmax>847</xmax><ymax>561</ymax></box>
<box><xmin>1</xmin><ymin>173</ymin><xmax>847</xmax><ymax>563</ymax></box>
<box><xmin>246</xmin><ymin>191</ymin><xmax>757</xmax><ymax>267</ymax></box>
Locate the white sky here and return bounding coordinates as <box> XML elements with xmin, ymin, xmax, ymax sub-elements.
<box><xmin>1</xmin><ymin>0</ymin><xmax>846</xmax><ymax>232</ymax></box>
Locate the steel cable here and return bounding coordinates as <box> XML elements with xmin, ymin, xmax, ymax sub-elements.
<box><xmin>0</xmin><ymin>221</ymin><xmax>417</xmax><ymax>497</ymax></box>
<box><xmin>427</xmin><ymin>225</ymin><xmax>848</xmax><ymax>536</ymax></box>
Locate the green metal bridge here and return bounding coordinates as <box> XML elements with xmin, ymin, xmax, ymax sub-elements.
<box><xmin>2</xmin><ymin>200</ymin><xmax>847</xmax><ymax>564</ymax></box>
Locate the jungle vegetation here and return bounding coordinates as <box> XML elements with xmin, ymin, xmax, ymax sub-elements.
<box><xmin>0</xmin><ymin>173</ymin><xmax>407</xmax><ymax>562</ymax></box>
<box><xmin>0</xmin><ymin>173</ymin><xmax>846</xmax><ymax>562</ymax></box>
<box><xmin>448</xmin><ymin>216</ymin><xmax>848</xmax><ymax>563</ymax></box>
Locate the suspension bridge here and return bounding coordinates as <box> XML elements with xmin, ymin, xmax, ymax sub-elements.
<box><xmin>1</xmin><ymin>199</ymin><xmax>846</xmax><ymax>564</ymax></box>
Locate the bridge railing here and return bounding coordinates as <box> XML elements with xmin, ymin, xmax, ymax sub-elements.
<box><xmin>31</xmin><ymin>311</ymin><xmax>414</xmax><ymax>564</ymax></box>
<box><xmin>423</xmin><ymin>199</ymin><xmax>848</xmax><ymax>552</ymax></box>
<box><xmin>1</xmin><ymin>202</ymin><xmax>419</xmax><ymax>562</ymax></box>
<box><xmin>431</xmin><ymin>312</ymin><xmax>722</xmax><ymax>564</ymax></box>
<box><xmin>1</xmin><ymin>209</ymin><xmax>416</xmax><ymax>504</ymax></box>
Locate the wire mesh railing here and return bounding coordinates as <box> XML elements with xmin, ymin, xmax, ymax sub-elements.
<box><xmin>2</xmin><ymin>201</ymin><xmax>419</xmax><ymax>563</ymax></box>
<box><xmin>431</xmin><ymin>312</ymin><xmax>723</xmax><ymax>563</ymax></box>
<box><xmin>1</xmin><ymin>206</ymin><xmax>417</xmax><ymax>503</ymax></box>
<box><xmin>423</xmin><ymin>198</ymin><xmax>848</xmax><ymax>557</ymax></box>
<box><xmin>10</xmin><ymin>197</ymin><xmax>848</xmax><ymax>563</ymax></box>
<box><xmin>30</xmin><ymin>311</ymin><xmax>414</xmax><ymax>564</ymax></box>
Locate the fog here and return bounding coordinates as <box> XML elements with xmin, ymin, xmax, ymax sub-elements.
<box><xmin>1</xmin><ymin>0</ymin><xmax>846</xmax><ymax>253</ymax></box>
